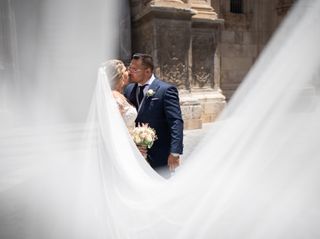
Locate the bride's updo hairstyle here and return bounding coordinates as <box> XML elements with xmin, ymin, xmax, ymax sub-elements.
<box><xmin>102</xmin><ymin>59</ymin><xmax>126</xmax><ymax>90</ymax></box>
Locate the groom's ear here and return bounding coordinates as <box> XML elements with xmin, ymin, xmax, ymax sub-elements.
<box><xmin>145</xmin><ymin>67</ymin><xmax>152</xmax><ymax>75</ymax></box>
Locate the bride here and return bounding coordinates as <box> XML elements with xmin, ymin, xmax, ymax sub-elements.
<box><xmin>100</xmin><ymin>59</ymin><xmax>152</xmax><ymax>160</ymax></box>
<box><xmin>101</xmin><ymin>59</ymin><xmax>137</xmax><ymax>130</ymax></box>
<box><xmin>0</xmin><ymin>0</ymin><xmax>319</xmax><ymax>238</ymax></box>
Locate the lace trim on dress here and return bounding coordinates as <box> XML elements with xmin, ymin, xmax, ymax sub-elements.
<box><xmin>114</xmin><ymin>95</ymin><xmax>137</xmax><ymax>130</ymax></box>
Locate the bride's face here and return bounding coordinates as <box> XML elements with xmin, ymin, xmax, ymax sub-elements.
<box><xmin>115</xmin><ymin>66</ymin><xmax>129</xmax><ymax>91</ymax></box>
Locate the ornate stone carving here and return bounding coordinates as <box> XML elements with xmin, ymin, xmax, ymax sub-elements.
<box><xmin>129</xmin><ymin>1</ymin><xmax>225</xmax><ymax>128</ymax></box>
<box><xmin>162</xmin><ymin>62</ymin><xmax>187</xmax><ymax>88</ymax></box>
<box><xmin>192</xmin><ymin>32</ymin><xmax>215</xmax><ymax>89</ymax></box>
<box><xmin>194</xmin><ymin>69</ymin><xmax>212</xmax><ymax>87</ymax></box>
<box><xmin>157</xmin><ymin>22</ymin><xmax>190</xmax><ymax>90</ymax></box>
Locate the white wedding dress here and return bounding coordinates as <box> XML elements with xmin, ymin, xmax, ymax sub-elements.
<box><xmin>114</xmin><ymin>94</ymin><xmax>137</xmax><ymax>130</ymax></box>
<box><xmin>1</xmin><ymin>0</ymin><xmax>320</xmax><ymax>238</ymax></box>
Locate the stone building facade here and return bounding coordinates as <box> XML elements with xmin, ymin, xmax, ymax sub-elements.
<box><xmin>125</xmin><ymin>0</ymin><xmax>295</xmax><ymax>129</ymax></box>
<box><xmin>0</xmin><ymin>0</ymin><xmax>295</xmax><ymax>129</ymax></box>
<box><xmin>216</xmin><ymin>0</ymin><xmax>296</xmax><ymax>100</ymax></box>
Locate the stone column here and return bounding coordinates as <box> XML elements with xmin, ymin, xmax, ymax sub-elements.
<box><xmin>131</xmin><ymin>0</ymin><xmax>204</xmax><ymax>129</ymax></box>
<box><xmin>191</xmin><ymin>0</ymin><xmax>218</xmax><ymax>19</ymax></box>
<box><xmin>131</xmin><ymin>1</ymin><xmax>193</xmax><ymax>91</ymax></box>
<box><xmin>119</xmin><ymin>0</ymin><xmax>132</xmax><ymax>63</ymax></box>
<box><xmin>190</xmin><ymin>0</ymin><xmax>226</xmax><ymax>123</ymax></box>
<box><xmin>130</xmin><ymin>0</ymin><xmax>225</xmax><ymax>129</ymax></box>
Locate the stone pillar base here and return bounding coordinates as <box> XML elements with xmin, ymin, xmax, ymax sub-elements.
<box><xmin>180</xmin><ymin>89</ymin><xmax>225</xmax><ymax>129</ymax></box>
<box><xmin>180</xmin><ymin>94</ymin><xmax>202</xmax><ymax>130</ymax></box>
<box><xmin>194</xmin><ymin>90</ymin><xmax>226</xmax><ymax>123</ymax></box>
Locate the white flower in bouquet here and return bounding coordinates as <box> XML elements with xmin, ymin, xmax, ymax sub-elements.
<box><xmin>134</xmin><ymin>135</ymin><xmax>142</xmax><ymax>145</ymax></box>
<box><xmin>130</xmin><ymin>123</ymin><xmax>157</xmax><ymax>149</ymax></box>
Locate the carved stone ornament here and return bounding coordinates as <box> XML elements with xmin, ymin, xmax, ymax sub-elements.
<box><xmin>192</xmin><ymin>33</ymin><xmax>215</xmax><ymax>89</ymax></box>
<box><xmin>157</xmin><ymin>22</ymin><xmax>190</xmax><ymax>89</ymax></box>
<box><xmin>194</xmin><ymin>69</ymin><xmax>212</xmax><ymax>87</ymax></box>
<box><xmin>162</xmin><ymin>62</ymin><xmax>187</xmax><ymax>89</ymax></box>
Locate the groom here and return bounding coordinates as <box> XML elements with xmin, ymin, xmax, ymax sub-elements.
<box><xmin>124</xmin><ymin>53</ymin><xmax>183</xmax><ymax>176</ymax></box>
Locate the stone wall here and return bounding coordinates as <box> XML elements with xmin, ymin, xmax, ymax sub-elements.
<box><xmin>130</xmin><ymin>0</ymin><xmax>226</xmax><ymax>129</ymax></box>
<box><xmin>218</xmin><ymin>0</ymin><xmax>295</xmax><ymax>100</ymax></box>
<box><xmin>128</xmin><ymin>0</ymin><xmax>295</xmax><ymax>128</ymax></box>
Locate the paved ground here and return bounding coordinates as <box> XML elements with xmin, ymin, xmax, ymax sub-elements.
<box><xmin>182</xmin><ymin>122</ymin><xmax>214</xmax><ymax>160</ymax></box>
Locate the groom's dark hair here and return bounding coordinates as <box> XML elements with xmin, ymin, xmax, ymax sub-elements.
<box><xmin>132</xmin><ymin>53</ymin><xmax>154</xmax><ymax>71</ymax></box>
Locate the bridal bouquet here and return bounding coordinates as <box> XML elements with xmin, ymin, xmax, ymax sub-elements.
<box><xmin>130</xmin><ymin>123</ymin><xmax>157</xmax><ymax>149</ymax></box>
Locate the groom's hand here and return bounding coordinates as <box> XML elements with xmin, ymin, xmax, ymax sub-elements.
<box><xmin>168</xmin><ymin>154</ymin><xmax>180</xmax><ymax>172</ymax></box>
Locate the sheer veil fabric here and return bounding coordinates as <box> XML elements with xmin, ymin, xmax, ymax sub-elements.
<box><xmin>1</xmin><ymin>0</ymin><xmax>320</xmax><ymax>238</ymax></box>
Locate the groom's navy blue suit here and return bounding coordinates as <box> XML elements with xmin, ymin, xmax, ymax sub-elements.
<box><xmin>124</xmin><ymin>77</ymin><xmax>183</xmax><ymax>169</ymax></box>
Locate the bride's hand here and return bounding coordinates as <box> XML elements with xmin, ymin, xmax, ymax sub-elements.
<box><xmin>137</xmin><ymin>146</ymin><xmax>148</xmax><ymax>159</ymax></box>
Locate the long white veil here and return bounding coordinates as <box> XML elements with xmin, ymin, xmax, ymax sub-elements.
<box><xmin>1</xmin><ymin>0</ymin><xmax>320</xmax><ymax>238</ymax></box>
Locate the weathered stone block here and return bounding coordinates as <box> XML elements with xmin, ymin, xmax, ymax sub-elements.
<box><xmin>221</xmin><ymin>30</ymin><xmax>235</xmax><ymax>43</ymax></box>
<box><xmin>221</xmin><ymin>56</ymin><xmax>252</xmax><ymax>71</ymax></box>
<box><xmin>220</xmin><ymin>43</ymin><xmax>257</xmax><ymax>58</ymax></box>
<box><xmin>180</xmin><ymin>94</ymin><xmax>203</xmax><ymax>129</ymax></box>
<box><xmin>183</xmin><ymin>118</ymin><xmax>202</xmax><ymax>130</ymax></box>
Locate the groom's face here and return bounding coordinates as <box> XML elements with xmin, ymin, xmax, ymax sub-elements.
<box><xmin>129</xmin><ymin>59</ymin><xmax>149</xmax><ymax>84</ymax></box>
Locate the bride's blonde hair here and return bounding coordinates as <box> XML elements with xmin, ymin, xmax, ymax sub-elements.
<box><xmin>101</xmin><ymin>59</ymin><xmax>126</xmax><ymax>90</ymax></box>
